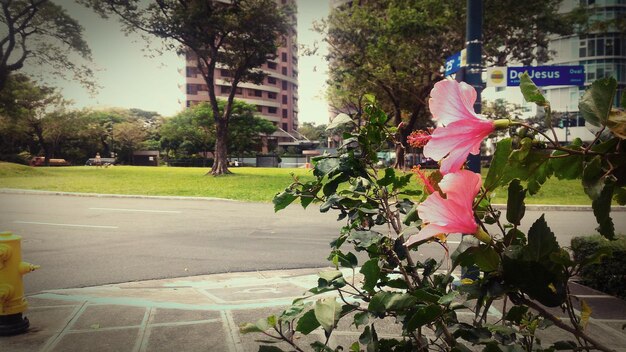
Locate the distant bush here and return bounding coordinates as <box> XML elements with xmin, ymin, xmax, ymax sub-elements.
<box><xmin>571</xmin><ymin>235</ymin><xmax>626</xmax><ymax>299</ymax></box>
<box><xmin>0</xmin><ymin>153</ymin><xmax>30</xmax><ymax>165</ymax></box>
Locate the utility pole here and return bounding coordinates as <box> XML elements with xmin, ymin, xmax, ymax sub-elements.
<box><xmin>465</xmin><ymin>0</ymin><xmax>483</xmax><ymax>173</ymax></box>
<box><xmin>460</xmin><ymin>0</ymin><xmax>483</xmax><ymax>281</ymax></box>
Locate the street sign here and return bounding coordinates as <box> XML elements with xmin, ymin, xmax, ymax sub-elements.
<box><xmin>486</xmin><ymin>66</ymin><xmax>585</xmax><ymax>87</ymax></box>
<box><xmin>444</xmin><ymin>49</ymin><xmax>466</xmax><ymax>76</ymax></box>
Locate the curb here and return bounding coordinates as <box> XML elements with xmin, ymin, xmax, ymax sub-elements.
<box><xmin>2</xmin><ymin>188</ymin><xmax>625</xmax><ymax>212</ymax></box>
<box><xmin>0</xmin><ymin>188</ymin><xmax>240</xmax><ymax>203</ymax></box>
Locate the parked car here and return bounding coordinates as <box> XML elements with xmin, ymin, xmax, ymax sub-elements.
<box><xmin>30</xmin><ymin>156</ymin><xmax>70</xmax><ymax>166</ymax></box>
<box><xmin>85</xmin><ymin>157</ymin><xmax>117</xmax><ymax>166</ymax></box>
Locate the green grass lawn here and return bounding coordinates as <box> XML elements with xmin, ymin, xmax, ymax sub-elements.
<box><xmin>0</xmin><ymin>162</ymin><xmax>593</xmax><ymax>204</ymax></box>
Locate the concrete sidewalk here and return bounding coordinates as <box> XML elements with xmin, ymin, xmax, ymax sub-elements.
<box><xmin>2</xmin><ymin>268</ymin><xmax>625</xmax><ymax>352</ymax></box>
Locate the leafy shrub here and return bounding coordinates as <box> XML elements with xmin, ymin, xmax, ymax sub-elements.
<box><xmin>571</xmin><ymin>235</ymin><xmax>626</xmax><ymax>299</ymax></box>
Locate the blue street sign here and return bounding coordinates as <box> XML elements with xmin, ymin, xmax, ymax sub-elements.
<box><xmin>506</xmin><ymin>66</ymin><xmax>585</xmax><ymax>86</ymax></box>
<box><xmin>444</xmin><ymin>49</ymin><xmax>466</xmax><ymax>76</ymax></box>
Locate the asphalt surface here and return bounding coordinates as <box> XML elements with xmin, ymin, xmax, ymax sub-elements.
<box><xmin>0</xmin><ymin>191</ymin><xmax>624</xmax><ymax>294</ymax></box>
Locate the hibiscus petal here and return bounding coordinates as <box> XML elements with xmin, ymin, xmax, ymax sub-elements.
<box><xmin>439</xmin><ymin>170</ymin><xmax>482</xmax><ymax>209</ymax></box>
<box><xmin>405</xmin><ymin>224</ymin><xmax>447</xmax><ymax>247</ymax></box>
<box><xmin>424</xmin><ymin>118</ymin><xmax>495</xmax><ymax>175</ymax></box>
<box><xmin>429</xmin><ymin>80</ymin><xmax>478</xmax><ymax>125</ymax></box>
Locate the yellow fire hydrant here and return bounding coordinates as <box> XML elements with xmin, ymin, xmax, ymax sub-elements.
<box><xmin>0</xmin><ymin>231</ymin><xmax>39</xmax><ymax>336</ymax></box>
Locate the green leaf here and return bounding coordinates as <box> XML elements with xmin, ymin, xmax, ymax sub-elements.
<box><xmin>551</xmin><ymin>341</ymin><xmax>578</xmax><ymax>350</ymax></box>
<box><xmin>621</xmin><ymin>90</ymin><xmax>626</xmax><ymax>109</ymax></box>
<box><xmin>505</xmin><ymin>305</ymin><xmax>528</xmax><ymax>324</ymax></box>
<box><xmin>592</xmin><ymin>182</ymin><xmax>615</xmax><ymax>240</ymax></box>
<box><xmin>525</xmin><ymin>215</ymin><xmax>559</xmax><ymax>261</ymax></box>
<box><xmin>314</xmin><ymin>298</ymin><xmax>341</xmax><ymax>333</ymax></box>
<box><xmin>318</xmin><ymin>270</ymin><xmax>343</xmax><ymax>283</ymax></box>
<box><xmin>273</xmin><ymin>190</ymin><xmax>297</xmax><ymax>212</ymax></box>
<box><xmin>320</xmin><ymin>194</ymin><xmax>343</xmax><ymax>213</ymax></box>
<box><xmin>614</xmin><ymin>187</ymin><xmax>626</xmax><ymax>205</ymax></box>
<box><xmin>383</xmin><ymin>293</ymin><xmax>418</xmax><ymax>311</ymax></box>
<box><xmin>520</xmin><ymin>73</ymin><xmax>547</xmax><ymax>106</ymax></box>
<box><xmin>368</xmin><ymin>292</ymin><xmax>388</xmax><ymax>316</ymax></box>
<box><xmin>360</xmin><ymin>259</ymin><xmax>381</xmax><ymax>293</ymax></box>
<box><xmin>412</xmin><ymin>289</ymin><xmax>442</xmax><ymax>304</ymax></box>
<box><xmin>474</xmin><ymin>245</ymin><xmax>501</xmax><ymax>272</ymax></box>
<box><xmin>296</xmin><ymin>309</ymin><xmax>320</xmax><ymax>334</ymax></box>
<box><xmin>239</xmin><ymin>322</ymin><xmax>264</xmax><ymax>334</ymax></box>
<box><xmin>607</xmin><ymin>109</ymin><xmax>626</xmax><ymax>139</ymax></box>
<box><xmin>354</xmin><ymin>311</ymin><xmax>369</xmax><ymax>328</ymax></box>
<box><xmin>484</xmin><ymin>138</ymin><xmax>513</xmax><ymax>190</ymax></box>
<box><xmin>405</xmin><ymin>304</ymin><xmax>443</xmax><ymax>331</ymax></box>
<box><xmin>550</xmin><ymin>249</ymin><xmax>574</xmax><ymax>267</ymax></box>
<box><xmin>582</xmin><ymin>156</ymin><xmax>604</xmax><ymax>200</ymax></box>
<box><xmin>327</xmin><ymin>113</ymin><xmax>354</xmax><ymax>130</ymax></box>
<box><xmin>377</xmin><ymin>168</ymin><xmax>395</xmax><ymax>187</ymax></box>
<box><xmin>550</xmin><ymin>139</ymin><xmax>584</xmax><ymax>180</ymax></box>
<box><xmin>403</xmin><ymin>204</ymin><xmax>420</xmax><ymax>226</ymax></box>
<box><xmin>438</xmin><ymin>291</ymin><xmax>458</xmax><ymax>305</ymax></box>
<box><xmin>337</xmin><ymin>251</ymin><xmax>358</xmax><ymax>268</ymax></box>
<box><xmin>348</xmin><ymin>230</ymin><xmax>383</xmax><ymax>249</ymax></box>
<box><xmin>314</xmin><ymin>158</ymin><xmax>340</xmax><ymax>177</ymax></box>
<box><xmin>579</xmin><ymin>77</ymin><xmax>617</xmax><ymax>127</ymax></box>
<box><xmin>506</xmin><ymin>179</ymin><xmax>526</xmax><ymax>226</ymax></box>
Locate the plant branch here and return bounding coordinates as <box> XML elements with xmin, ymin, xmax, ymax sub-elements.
<box><xmin>518</xmin><ymin>297</ymin><xmax>616</xmax><ymax>352</ymax></box>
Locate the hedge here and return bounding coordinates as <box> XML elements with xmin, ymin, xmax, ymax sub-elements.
<box><xmin>571</xmin><ymin>235</ymin><xmax>626</xmax><ymax>299</ymax></box>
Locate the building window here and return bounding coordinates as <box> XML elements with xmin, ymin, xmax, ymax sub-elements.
<box><xmin>256</xmin><ymin>105</ymin><xmax>263</xmax><ymax>112</ymax></box>
<box><xmin>282</xmin><ymin>95</ymin><xmax>288</xmax><ymax>104</ymax></box>
<box><xmin>254</xmin><ymin>90</ymin><xmax>262</xmax><ymax>97</ymax></box>
<box><xmin>282</xmin><ymin>67</ymin><xmax>287</xmax><ymax>75</ymax></box>
<box><xmin>186</xmin><ymin>100</ymin><xmax>191</xmax><ymax>107</ymax></box>
<box><xmin>281</xmin><ymin>52</ymin><xmax>287</xmax><ymax>62</ymax></box>
<box><xmin>282</xmin><ymin>123</ymin><xmax>288</xmax><ymax>131</ymax></box>
<box><xmin>186</xmin><ymin>84</ymin><xmax>197</xmax><ymax>95</ymax></box>
<box><xmin>186</xmin><ymin>67</ymin><xmax>197</xmax><ymax>77</ymax></box>
<box><xmin>268</xmin><ymin>62</ymin><xmax>277</xmax><ymax>69</ymax></box>
<box><xmin>282</xmin><ymin>80</ymin><xmax>288</xmax><ymax>90</ymax></box>
<box><xmin>220</xmin><ymin>69</ymin><xmax>230</xmax><ymax>77</ymax></box>
<box><xmin>282</xmin><ymin>109</ymin><xmax>288</xmax><ymax>118</ymax></box>
<box><xmin>268</xmin><ymin>77</ymin><xmax>277</xmax><ymax>84</ymax></box>
<box><xmin>221</xmin><ymin>86</ymin><xmax>231</xmax><ymax>94</ymax></box>
<box><xmin>268</xmin><ymin>92</ymin><xmax>277</xmax><ymax>99</ymax></box>
<box><xmin>235</xmin><ymin>87</ymin><xmax>243</xmax><ymax>95</ymax></box>
<box><xmin>268</xmin><ymin>107</ymin><xmax>277</xmax><ymax>114</ymax></box>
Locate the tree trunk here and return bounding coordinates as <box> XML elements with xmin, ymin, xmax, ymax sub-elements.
<box><xmin>209</xmin><ymin>118</ymin><xmax>231</xmax><ymax>175</ymax></box>
<box><xmin>33</xmin><ymin>123</ymin><xmax>51</xmax><ymax>166</ymax></box>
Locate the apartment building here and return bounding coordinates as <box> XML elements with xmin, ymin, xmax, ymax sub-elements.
<box><xmin>183</xmin><ymin>0</ymin><xmax>299</xmax><ymax>142</ymax></box>
<box><xmin>543</xmin><ymin>0</ymin><xmax>626</xmax><ymax>141</ymax></box>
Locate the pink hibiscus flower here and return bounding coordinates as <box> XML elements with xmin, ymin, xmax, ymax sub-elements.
<box><xmin>424</xmin><ymin>80</ymin><xmax>508</xmax><ymax>175</ymax></box>
<box><xmin>405</xmin><ymin>170</ymin><xmax>490</xmax><ymax>247</ymax></box>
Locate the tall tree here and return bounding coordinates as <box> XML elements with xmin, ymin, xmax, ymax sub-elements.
<box><xmin>0</xmin><ymin>0</ymin><xmax>94</xmax><ymax>91</ymax></box>
<box><xmin>324</xmin><ymin>0</ymin><xmax>580</xmax><ymax>168</ymax></box>
<box><xmin>0</xmin><ymin>73</ymin><xmax>73</xmax><ymax>165</ymax></box>
<box><xmin>80</xmin><ymin>0</ymin><xmax>291</xmax><ymax>175</ymax></box>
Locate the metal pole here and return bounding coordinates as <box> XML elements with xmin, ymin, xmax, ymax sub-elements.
<box><xmin>465</xmin><ymin>0</ymin><xmax>483</xmax><ymax>173</ymax></box>
<box><xmin>461</xmin><ymin>0</ymin><xmax>483</xmax><ymax>281</ymax></box>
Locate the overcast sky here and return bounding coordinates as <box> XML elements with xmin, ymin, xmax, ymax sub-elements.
<box><xmin>47</xmin><ymin>0</ymin><xmax>331</xmax><ymax>125</ymax></box>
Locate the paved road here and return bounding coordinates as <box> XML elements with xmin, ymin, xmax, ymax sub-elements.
<box><xmin>0</xmin><ymin>192</ymin><xmax>624</xmax><ymax>294</ymax></box>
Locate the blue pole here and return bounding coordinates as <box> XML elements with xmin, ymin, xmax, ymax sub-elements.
<box><xmin>461</xmin><ymin>0</ymin><xmax>483</xmax><ymax>281</ymax></box>
<box><xmin>465</xmin><ymin>0</ymin><xmax>483</xmax><ymax>173</ymax></box>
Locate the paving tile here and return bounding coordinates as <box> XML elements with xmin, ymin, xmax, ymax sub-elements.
<box><xmin>51</xmin><ymin>328</ymin><xmax>139</xmax><ymax>352</ymax></box>
<box><xmin>536</xmin><ymin>322</ymin><xmax>626</xmax><ymax>351</ymax></box>
<box><xmin>205</xmin><ymin>283</ymin><xmax>307</xmax><ymax>302</ymax></box>
<box><xmin>143</xmin><ymin>322</ymin><xmax>226</xmax><ymax>352</ymax></box>
<box><xmin>150</xmin><ymin>308</ymin><xmax>220</xmax><ymax>324</ymax></box>
<box><xmin>26</xmin><ymin>297</ymin><xmax>82</xmax><ymax>308</ymax></box>
<box><xmin>0</xmin><ymin>329</ymin><xmax>56</xmax><ymax>352</ymax></box>
<box><xmin>71</xmin><ymin>305</ymin><xmax>146</xmax><ymax>330</ymax></box>
<box><xmin>27</xmin><ymin>306</ymin><xmax>78</xmax><ymax>332</ymax></box>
